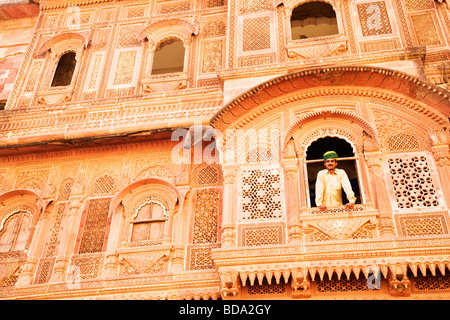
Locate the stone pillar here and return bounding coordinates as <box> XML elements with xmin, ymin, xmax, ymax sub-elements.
<box><xmin>15</xmin><ymin>204</ymin><xmax>52</xmax><ymax>286</ymax></box>
<box><xmin>221</xmin><ymin>164</ymin><xmax>238</xmax><ymax>247</ymax></box>
<box><xmin>50</xmin><ymin>198</ymin><xmax>84</xmax><ymax>282</ymax></box>
<box><xmin>101</xmin><ymin>205</ymin><xmax>124</xmax><ymax>278</ymax></box>
<box><xmin>282</xmin><ymin>158</ymin><xmax>302</xmax><ymax>243</ymax></box>
<box><xmin>169</xmin><ymin>204</ymin><xmax>185</xmax><ymax>272</ymax></box>
<box><xmin>365</xmin><ymin>152</ymin><xmax>395</xmax><ymax>238</ymax></box>
<box><xmin>15</xmin><ymin>258</ymin><xmax>38</xmax><ymax>287</ymax></box>
<box><xmin>432</xmin><ymin>144</ymin><xmax>450</xmax><ymax>203</ymax></box>
<box><xmin>170</xmin><ymin>185</ymin><xmax>190</xmax><ymax>272</ymax></box>
<box><xmin>102</xmin><ymin>253</ymin><xmax>119</xmax><ymax>278</ymax></box>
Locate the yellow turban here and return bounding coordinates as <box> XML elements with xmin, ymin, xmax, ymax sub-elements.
<box><xmin>323</xmin><ymin>151</ymin><xmax>338</xmax><ymax>161</ymax></box>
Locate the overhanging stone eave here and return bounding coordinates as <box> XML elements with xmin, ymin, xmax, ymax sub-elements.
<box><xmin>212</xmin><ymin>235</ymin><xmax>450</xmax><ymax>280</ymax></box>
<box><xmin>210</xmin><ymin>65</ymin><xmax>450</xmax><ymax>131</ymax></box>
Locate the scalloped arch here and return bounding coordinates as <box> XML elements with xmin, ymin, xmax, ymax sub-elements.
<box><xmin>137</xmin><ymin>19</ymin><xmax>198</xmax><ymax>49</ymax></box>
<box><xmin>110</xmin><ymin>178</ymin><xmax>181</xmax><ymax>217</ymax></box>
<box><xmin>0</xmin><ymin>189</ymin><xmax>45</xmax><ymax>233</ymax></box>
<box><xmin>36</xmin><ymin>32</ymin><xmax>87</xmax><ymax>56</ymax></box>
<box><xmin>210</xmin><ymin>66</ymin><xmax>450</xmax><ymax>131</ymax></box>
<box><xmin>284</xmin><ymin>109</ymin><xmax>378</xmax><ymax>148</ymax></box>
<box><xmin>291</xmin><ymin>119</ymin><xmax>363</xmax><ymax>158</ymax></box>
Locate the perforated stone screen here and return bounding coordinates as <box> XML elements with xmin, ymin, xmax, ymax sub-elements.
<box><xmin>241</xmin><ymin>168</ymin><xmax>282</xmax><ymax>220</ymax></box>
<box><xmin>388</xmin><ymin>155</ymin><xmax>440</xmax><ymax>209</ymax></box>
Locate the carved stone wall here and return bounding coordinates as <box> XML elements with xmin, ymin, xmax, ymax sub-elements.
<box><xmin>0</xmin><ymin>0</ymin><xmax>449</xmax><ymax>302</ymax></box>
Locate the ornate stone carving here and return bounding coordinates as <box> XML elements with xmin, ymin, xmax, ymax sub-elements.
<box><xmin>287</xmin><ymin>36</ymin><xmax>348</xmax><ymax>59</ymax></box>
<box><xmin>142</xmin><ymin>74</ymin><xmax>188</xmax><ymax>93</ymax></box>
<box><xmin>302</xmin><ymin>209</ymin><xmax>378</xmax><ymax>241</ymax></box>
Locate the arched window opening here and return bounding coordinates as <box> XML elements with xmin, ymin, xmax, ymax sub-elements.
<box><xmin>290</xmin><ymin>1</ymin><xmax>338</xmax><ymax>40</ymax></box>
<box><xmin>130</xmin><ymin>201</ymin><xmax>167</xmax><ymax>242</ymax></box>
<box><xmin>51</xmin><ymin>51</ymin><xmax>76</xmax><ymax>87</ymax></box>
<box><xmin>151</xmin><ymin>39</ymin><xmax>185</xmax><ymax>75</ymax></box>
<box><xmin>0</xmin><ymin>210</ymin><xmax>32</xmax><ymax>252</ymax></box>
<box><xmin>306</xmin><ymin>136</ymin><xmax>361</xmax><ymax>207</ymax></box>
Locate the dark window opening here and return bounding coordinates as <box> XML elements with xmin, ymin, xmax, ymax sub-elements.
<box><xmin>306</xmin><ymin>136</ymin><xmax>361</xmax><ymax>207</ymax></box>
<box><xmin>290</xmin><ymin>1</ymin><xmax>339</xmax><ymax>40</ymax></box>
<box><xmin>51</xmin><ymin>52</ymin><xmax>76</xmax><ymax>87</ymax></box>
<box><xmin>151</xmin><ymin>39</ymin><xmax>185</xmax><ymax>75</ymax></box>
<box><xmin>0</xmin><ymin>100</ymin><xmax>6</xmax><ymax>110</ymax></box>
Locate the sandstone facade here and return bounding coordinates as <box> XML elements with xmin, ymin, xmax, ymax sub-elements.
<box><xmin>0</xmin><ymin>0</ymin><xmax>449</xmax><ymax>300</ymax></box>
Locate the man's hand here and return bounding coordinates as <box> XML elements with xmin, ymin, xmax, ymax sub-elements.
<box><xmin>318</xmin><ymin>205</ymin><xmax>327</xmax><ymax>210</ymax></box>
<box><xmin>345</xmin><ymin>202</ymin><xmax>355</xmax><ymax>209</ymax></box>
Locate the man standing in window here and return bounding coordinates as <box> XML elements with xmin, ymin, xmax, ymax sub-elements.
<box><xmin>315</xmin><ymin>151</ymin><xmax>356</xmax><ymax>210</ymax></box>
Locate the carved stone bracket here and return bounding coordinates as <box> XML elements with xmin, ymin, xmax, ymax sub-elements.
<box><xmin>287</xmin><ymin>36</ymin><xmax>348</xmax><ymax>59</ymax></box>
<box><xmin>142</xmin><ymin>73</ymin><xmax>188</xmax><ymax>93</ymax></box>
<box><xmin>213</xmin><ymin>246</ymin><xmax>450</xmax><ymax>298</ymax></box>
<box><xmin>301</xmin><ymin>207</ymin><xmax>379</xmax><ymax>241</ymax></box>
<box><xmin>218</xmin><ymin>269</ymin><xmax>240</xmax><ymax>297</ymax></box>
<box><xmin>37</xmin><ymin>86</ymin><xmax>73</xmax><ymax>105</ymax></box>
<box><xmin>117</xmin><ymin>245</ymin><xmax>172</xmax><ymax>276</ymax></box>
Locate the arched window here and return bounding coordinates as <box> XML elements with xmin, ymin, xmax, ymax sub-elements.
<box><xmin>151</xmin><ymin>39</ymin><xmax>185</xmax><ymax>75</ymax></box>
<box><xmin>0</xmin><ymin>210</ymin><xmax>32</xmax><ymax>252</ymax></box>
<box><xmin>290</xmin><ymin>1</ymin><xmax>339</xmax><ymax>40</ymax></box>
<box><xmin>306</xmin><ymin>136</ymin><xmax>361</xmax><ymax>207</ymax></box>
<box><xmin>130</xmin><ymin>200</ymin><xmax>167</xmax><ymax>242</ymax></box>
<box><xmin>51</xmin><ymin>51</ymin><xmax>76</xmax><ymax>87</ymax></box>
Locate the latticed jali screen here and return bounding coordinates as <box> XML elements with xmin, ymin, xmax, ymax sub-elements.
<box><xmin>315</xmin><ymin>273</ymin><xmax>382</xmax><ymax>293</ymax></box>
<box><xmin>69</xmin><ymin>253</ymin><xmax>104</xmax><ymax>280</ymax></box>
<box><xmin>238</xmin><ymin>223</ymin><xmax>286</xmax><ymax>246</ymax></box>
<box><xmin>241</xmin><ymin>168</ymin><xmax>282</xmax><ymax>220</ymax></box>
<box><xmin>188</xmin><ymin>164</ymin><xmax>221</xmax><ymax>270</ymax></box>
<box><xmin>245</xmin><ymin>279</ymin><xmax>290</xmax><ymax>299</ymax></box>
<box><xmin>411</xmin><ymin>272</ymin><xmax>450</xmax><ymax>293</ymax></box>
<box><xmin>34</xmin><ymin>257</ymin><xmax>55</xmax><ymax>284</ymax></box>
<box><xmin>388</xmin><ymin>155</ymin><xmax>439</xmax><ymax>209</ymax></box>
<box><xmin>93</xmin><ymin>175</ymin><xmax>115</xmax><ymax>195</ymax></box>
<box><xmin>196</xmin><ymin>165</ymin><xmax>220</xmax><ymax>186</ymax></box>
<box><xmin>386</xmin><ymin>133</ymin><xmax>421</xmax><ymax>152</ymax></box>
<box><xmin>78</xmin><ymin>198</ymin><xmax>111</xmax><ymax>254</ymax></box>
<box><xmin>193</xmin><ymin>189</ymin><xmax>219</xmax><ymax>244</ymax></box>
<box><xmin>186</xmin><ymin>243</ymin><xmax>220</xmax><ymax>270</ymax></box>
<box><xmin>396</xmin><ymin>212</ymin><xmax>449</xmax><ymax>236</ymax></box>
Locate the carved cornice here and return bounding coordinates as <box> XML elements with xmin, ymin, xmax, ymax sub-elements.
<box><xmin>212</xmin><ymin>236</ymin><xmax>450</xmax><ymax>291</ymax></box>
<box><xmin>211</xmin><ymin>65</ymin><xmax>450</xmax><ymax>131</ymax></box>
<box><xmin>40</xmin><ymin>0</ymin><xmax>112</xmax><ymax>10</ymax></box>
<box><xmin>284</xmin><ymin>109</ymin><xmax>378</xmax><ymax>147</ymax></box>
<box><xmin>0</xmin><ymin>89</ymin><xmax>223</xmax><ymax>155</ymax></box>
<box><xmin>0</xmin><ymin>269</ymin><xmax>221</xmax><ymax>300</ymax></box>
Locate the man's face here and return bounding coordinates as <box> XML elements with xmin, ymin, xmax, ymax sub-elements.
<box><xmin>324</xmin><ymin>159</ymin><xmax>338</xmax><ymax>171</ymax></box>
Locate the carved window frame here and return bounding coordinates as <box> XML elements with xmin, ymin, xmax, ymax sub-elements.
<box><xmin>128</xmin><ymin>198</ymin><xmax>169</xmax><ymax>243</ymax></box>
<box><xmin>0</xmin><ymin>209</ymin><xmax>33</xmax><ymax>253</ymax></box>
<box><xmin>302</xmin><ymin>136</ymin><xmax>365</xmax><ymax>210</ymax></box>
<box><xmin>384</xmin><ymin>151</ymin><xmax>447</xmax><ymax>214</ymax></box>
<box><xmin>44</xmin><ymin>43</ymin><xmax>84</xmax><ymax>90</ymax></box>
<box><xmin>285</xmin><ymin>0</ymin><xmax>345</xmax><ymax>42</ymax></box>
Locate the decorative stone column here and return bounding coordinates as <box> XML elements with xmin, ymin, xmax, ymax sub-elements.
<box><xmin>50</xmin><ymin>197</ymin><xmax>84</xmax><ymax>282</ymax></box>
<box><xmin>102</xmin><ymin>253</ymin><xmax>119</xmax><ymax>278</ymax></box>
<box><xmin>101</xmin><ymin>205</ymin><xmax>124</xmax><ymax>278</ymax></box>
<box><xmin>365</xmin><ymin>151</ymin><xmax>395</xmax><ymax>238</ymax></box>
<box><xmin>15</xmin><ymin>258</ymin><xmax>38</xmax><ymax>287</ymax></box>
<box><xmin>431</xmin><ymin>143</ymin><xmax>450</xmax><ymax>203</ymax></box>
<box><xmin>170</xmin><ymin>202</ymin><xmax>186</xmax><ymax>272</ymax></box>
<box><xmin>221</xmin><ymin>164</ymin><xmax>238</xmax><ymax>247</ymax></box>
<box><xmin>16</xmin><ymin>204</ymin><xmax>52</xmax><ymax>286</ymax></box>
<box><xmin>168</xmin><ymin>183</ymin><xmax>189</xmax><ymax>272</ymax></box>
<box><xmin>282</xmin><ymin>157</ymin><xmax>302</xmax><ymax>244</ymax></box>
